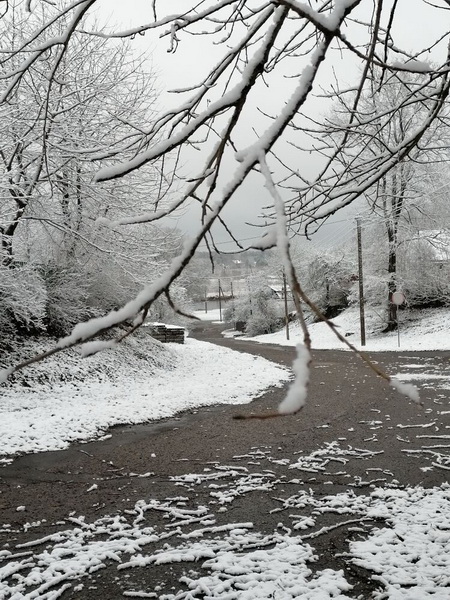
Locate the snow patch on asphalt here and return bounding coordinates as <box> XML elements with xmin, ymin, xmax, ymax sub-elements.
<box><xmin>1</xmin><ymin>454</ymin><xmax>449</xmax><ymax>599</ymax></box>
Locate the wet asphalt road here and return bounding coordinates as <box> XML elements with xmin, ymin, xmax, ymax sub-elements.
<box><xmin>0</xmin><ymin>321</ymin><xmax>449</xmax><ymax>598</ymax></box>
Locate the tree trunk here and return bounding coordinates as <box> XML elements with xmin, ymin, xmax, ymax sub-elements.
<box><xmin>385</xmin><ymin>227</ymin><xmax>398</xmax><ymax>331</ymax></box>
<box><xmin>383</xmin><ymin>166</ymin><xmax>407</xmax><ymax>332</ymax></box>
<box><xmin>1</xmin><ymin>195</ymin><xmax>27</xmax><ymax>267</ymax></box>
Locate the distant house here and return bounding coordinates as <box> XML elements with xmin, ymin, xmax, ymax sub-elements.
<box><xmin>268</xmin><ymin>284</ymin><xmax>283</xmax><ymax>299</ymax></box>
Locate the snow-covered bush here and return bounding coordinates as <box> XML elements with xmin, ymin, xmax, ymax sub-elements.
<box><xmin>39</xmin><ymin>263</ymin><xmax>94</xmax><ymax>337</ymax></box>
<box><xmin>348</xmin><ymin>271</ymin><xmax>386</xmax><ymax>309</ymax></box>
<box><xmin>350</xmin><ymin>230</ymin><xmax>450</xmax><ymax>316</ymax></box>
<box><xmin>225</xmin><ymin>286</ymin><xmax>281</xmax><ymax>336</ymax></box>
<box><xmin>0</xmin><ymin>264</ymin><xmax>47</xmax><ymax>340</ymax></box>
<box><xmin>285</xmin><ymin>242</ymin><xmax>354</xmax><ymax>320</ymax></box>
<box><xmin>148</xmin><ymin>284</ymin><xmax>191</xmax><ymax>325</ymax></box>
<box><xmin>224</xmin><ymin>298</ymin><xmax>251</xmax><ymax>327</ymax></box>
<box><xmin>85</xmin><ymin>259</ymin><xmax>139</xmax><ymax>315</ymax></box>
<box><xmin>246</xmin><ymin>288</ymin><xmax>281</xmax><ymax>336</ymax></box>
<box><xmin>399</xmin><ymin>239</ymin><xmax>450</xmax><ymax>308</ymax></box>
<box><xmin>303</xmin><ymin>255</ymin><xmax>352</xmax><ymax>318</ymax></box>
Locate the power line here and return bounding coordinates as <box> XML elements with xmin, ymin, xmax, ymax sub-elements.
<box><xmin>197</xmin><ymin>234</ymin><xmax>268</xmax><ymax>248</ymax></box>
<box><xmin>195</xmin><ymin>178</ymin><xmax>450</xmax><ymax>250</ymax></box>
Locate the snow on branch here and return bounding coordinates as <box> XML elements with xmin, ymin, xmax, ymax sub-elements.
<box><xmin>0</xmin><ymin>1</ymin><xmax>96</xmax><ymax>102</ymax></box>
<box><xmin>248</xmin><ymin>226</ymin><xmax>278</xmax><ymax>250</ymax></box>
<box><xmin>94</xmin><ymin>5</ymin><xmax>286</xmax><ymax>182</ymax></box>
<box><xmin>278</xmin><ymin>344</ymin><xmax>310</xmax><ymax>415</ymax></box>
<box><xmin>291</xmin><ymin>64</ymin><xmax>450</xmax><ymax>230</ymax></box>
<box><xmin>390</xmin><ymin>378</ymin><xmax>422</xmax><ymax>405</ymax></box>
<box><xmin>82</xmin><ymin>0</ymin><xmax>238</xmax><ymax>41</ymax></box>
<box><xmin>276</xmin><ymin>0</ymin><xmax>362</xmax><ymax>34</ymax></box>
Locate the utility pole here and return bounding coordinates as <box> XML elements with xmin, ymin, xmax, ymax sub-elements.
<box><xmin>218</xmin><ymin>279</ymin><xmax>223</xmax><ymax>322</ymax></box>
<box><xmin>230</xmin><ymin>279</ymin><xmax>236</xmax><ymax>329</ymax></box>
<box><xmin>283</xmin><ymin>270</ymin><xmax>290</xmax><ymax>340</ymax></box>
<box><xmin>356</xmin><ymin>218</ymin><xmax>366</xmax><ymax>346</ymax></box>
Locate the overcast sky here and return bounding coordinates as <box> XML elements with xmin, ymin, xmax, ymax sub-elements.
<box><xmin>92</xmin><ymin>1</ymin><xmax>448</xmax><ymax>250</ymax></box>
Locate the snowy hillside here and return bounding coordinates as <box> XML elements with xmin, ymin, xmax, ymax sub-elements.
<box><xmin>247</xmin><ymin>306</ymin><xmax>450</xmax><ymax>351</ymax></box>
<box><xmin>0</xmin><ymin>331</ymin><xmax>178</xmax><ymax>389</ymax></box>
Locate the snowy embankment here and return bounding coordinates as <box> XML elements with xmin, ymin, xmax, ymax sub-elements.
<box><xmin>0</xmin><ymin>332</ymin><xmax>290</xmax><ymax>457</ymax></box>
<box><xmin>247</xmin><ymin>306</ymin><xmax>450</xmax><ymax>351</ymax></box>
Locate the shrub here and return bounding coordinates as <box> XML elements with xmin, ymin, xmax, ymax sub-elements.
<box><xmin>0</xmin><ymin>263</ymin><xmax>47</xmax><ymax>338</ymax></box>
<box><xmin>39</xmin><ymin>263</ymin><xmax>94</xmax><ymax>337</ymax></box>
<box><xmin>225</xmin><ymin>286</ymin><xmax>281</xmax><ymax>336</ymax></box>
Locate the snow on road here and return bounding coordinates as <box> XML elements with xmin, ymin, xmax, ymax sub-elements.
<box><xmin>2</xmin><ymin>307</ymin><xmax>448</xmax><ymax>459</ymax></box>
<box><xmin>1</xmin><ymin>446</ymin><xmax>449</xmax><ymax>599</ymax></box>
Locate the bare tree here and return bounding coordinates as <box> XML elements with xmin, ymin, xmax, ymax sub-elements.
<box><xmin>356</xmin><ymin>169</ymin><xmax>450</xmax><ymax>313</ymax></box>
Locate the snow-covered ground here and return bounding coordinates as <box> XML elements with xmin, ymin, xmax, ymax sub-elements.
<box><xmin>192</xmin><ymin>308</ymin><xmax>224</xmax><ymax>322</ymax></box>
<box><xmin>0</xmin><ymin>333</ymin><xmax>289</xmax><ymax>458</ymax></box>
<box><xmin>247</xmin><ymin>306</ymin><xmax>450</xmax><ymax>351</ymax></box>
